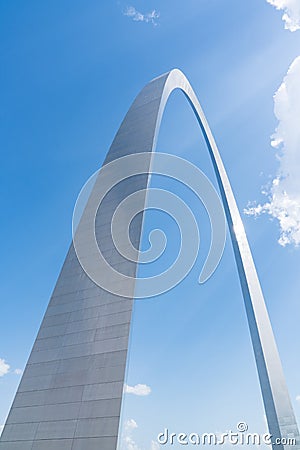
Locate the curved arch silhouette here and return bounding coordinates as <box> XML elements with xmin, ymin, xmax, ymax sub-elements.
<box><xmin>1</xmin><ymin>70</ymin><xmax>299</xmax><ymax>450</ymax></box>
<box><xmin>106</xmin><ymin>69</ymin><xmax>299</xmax><ymax>449</ymax></box>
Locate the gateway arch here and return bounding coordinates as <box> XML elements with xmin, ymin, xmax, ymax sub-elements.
<box><xmin>1</xmin><ymin>69</ymin><xmax>299</xmax><ymax>450</ymax></box>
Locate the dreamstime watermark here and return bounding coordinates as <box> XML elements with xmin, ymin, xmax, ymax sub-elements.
<box><xmin>72</xmin><ymin>152</ymin><xmax>226</xmax><ymax>298</ymax></box>
<box><xmin>157</xmin><ymin>423</ymin><xmax>297</xmax><ymax>446</ymax></box>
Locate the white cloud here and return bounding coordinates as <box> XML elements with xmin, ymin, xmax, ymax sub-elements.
<box><xmin>245</xmin><ymin>56</ymin><xmax>300</xmax><ymax>246</ymax></box>
<box><xmin>125</xmin><ymin>419</ymin><xmax>138</xmax><ymax>431</ymax></box>
<box><xmin>124</xmin><ymin>383</ymin><xmax>151</xmax><ymax>396</ymax></box>
<box><xmin>0</xmin><ymin>358</ymin><xmax>10</xmax><ymax>377</ymax></box>
<box><xmin>124</xmin><ymin>435</ymin><xmax>140</xmax><ymax>450</ymax></box>
<box><xmin>296</xmin><ymin>395</ymin><xmax>300</xmax><ymax>402</ymax></box>
<box><xmin>124</xmin><ymin>6</ymin><xmax>160</xmax><ymax>26</ymax></box>
<box><xmin>150</xmin><ymin>441</ymin><xmax>160</xmax><ymax>450</ymax></box>
<box><xmin>14</xmin><ymin>368</ymin><xmax>23</xmax><ymax>375</ymax></box>
<box><xmin>120</xmin><ymin>419</ymin><xmax>160</xmax><ymax>450</ymax></box>
<box><xmin>121</xmin><ymin>419</ymin><xmax>139</xmax><ymax>450</ymax></box>
<box><xmin>266</xmin><ymin>0</ymin><xmax>300</xmax><ymax>31</ymax></box>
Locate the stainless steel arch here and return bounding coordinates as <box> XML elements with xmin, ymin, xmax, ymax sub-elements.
<box><xmin>106</xmin><ymin>68</ymin><xmax>299</xmax><ymax>449</ymax></box>
<box><xmin>1</xmin><ymin>69</ymin><xmax>298</xmax><ymax>450</ymax></box>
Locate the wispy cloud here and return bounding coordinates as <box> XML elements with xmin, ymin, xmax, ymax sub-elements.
<box><xmin>14</xmin><ymin>368</ymin><xmax>23</xmax><ymax>375</ymax></box>
<box><xmin>245</xmin><ymin>56</ymin><xmax>300</xmax><ymax>246</ymax></box>
<box><xmin>124</xmin><ymin>383</ymin><xmax>151</xmax><ymax>396</ymax></box>
<box><xmin>266</xmin><ymin>0</ymin><xmax>300</xmax><ymax>31</ymax></box>
<box><xmin>124</xmin><ymin>6</ymin><xmax>160</xmax><ymax>26</ymax></box>
<box><xmin>120</xmin><ymin>419</ymin><xmax>160</xmax><ymax>450</ymax></box>
<box><xmin>122</xmin><ymin>419</ymin><xmax>139</xmax><ymax>450</ymax></box>
<box><xmin>296</xmin><ymin>395</ymin><xmax>300</xmax><ymax>402</ymax></box>
<box><xmin>150</xmin><ymin>441</ymin><xmax>160</xmax><ymax>450</ymax></box>
<box><xmin>0</xmin><ymin>358</ymin><xmax>10</xmax><ymax>377</ymax></box>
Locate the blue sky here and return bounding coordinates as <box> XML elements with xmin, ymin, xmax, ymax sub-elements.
<box><xmin>1</xmin><ymin>0</ymin><xmax>300</xmax><ymax>447</ymax></box>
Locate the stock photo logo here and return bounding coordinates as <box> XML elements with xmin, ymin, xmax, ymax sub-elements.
<box><xmin>72</xmin><ymin>152</ymin><xmax>226</xmax><ymax>299</ymax></box>
<box><xmin>156</xmin><ymin>422</ymin><xmax>297</xmax><ymax>447</ymax></box>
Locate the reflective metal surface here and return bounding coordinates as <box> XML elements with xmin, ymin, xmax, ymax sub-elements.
<box><xmin>1</xmin><ymin>69</ymin><xmax>298</xmax><ymax>450</ymax></box>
